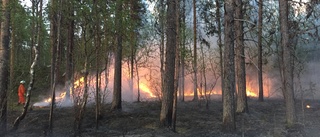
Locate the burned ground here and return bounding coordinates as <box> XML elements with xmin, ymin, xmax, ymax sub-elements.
<box><xmin>5</xmin><ymin>98</ymin><xmax>320</xmax><ymax>137</ymax></box>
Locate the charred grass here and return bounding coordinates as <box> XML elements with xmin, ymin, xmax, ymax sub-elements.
<box><xmin>5</xmin><ymin>98</ymin><xmax>320</xmax><ymax>137</ymax></box>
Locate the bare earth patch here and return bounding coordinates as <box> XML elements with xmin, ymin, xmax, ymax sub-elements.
<box><xmin>5</xmin><ymin>98</ymin><xmax>320</xmax><ymax>137</ymax></box>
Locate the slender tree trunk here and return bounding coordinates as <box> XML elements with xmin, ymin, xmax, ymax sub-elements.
<box><xmin>172</xmin><ymin>0</ymin><xmax>180</xmax><ymax>131</ymax></box>
<box><xmin>49</xmin><ymin>0</ymin><xmax>61</xmax><ymax>134</ymax></box>
<box><xmin>222</xmin><ymin>0</ymin><xmax>236</xmax><ymax>132</ymax></box>
<box><xmin>279</xmin><ymin>0</ymin><xmax>296</xmax><ymax>127</ymax></box>
<box><xmin>160</xmin><ymin>0</ymin><xmax>176</xmax><ymax>129</ymax></box>
<box><xmin>49</xmin><ymin>0</ymin><xmax>57</xmax><ymax>103</ymax></box>
<box><xmin>93</xmin><ymin>0</ymin><xmax>101</xmax><ymax>129</ymax></box>
<box><xmin>235</xmin><ymin>0</ymin><xmax>248</xmax><ymax>113</ymax></box>
<box><xmin>76</xmin><ymin>61</ymin><xmax>89</xmax><ymax>133</ymax></box>
<box><xmin>215</xmin><ymin>0</ymin><xmax>223</xmax><ymax>98</ymax></box>
<box><xmin>179</xmin><ymin>0</ymin><xmax>186</xmax><ymax>102</ymax></box>
<box><xmin>258</xmin><ymin>0</ymin><xmax>264</xmax><ymax>102</ymax></box>
<box><xmin>66</xmin><ymin>0</ymin><xmax>74</xmax><ymax>102</ymax></box>
<box><xmin>9</xmin><ymin>0</ymin><xmax>17</xmax><ymax>92</ymax></box>
<box><xmin>130</xmin><ymin>20</ymin><xmax>134</xmax><ymax>103</ymax></box>
<box><xmin>111</xmin><ymin>0</ymin><xmax>123</xmax><ymax>110</ymax></box>
<box><xmin>159</xmin><ymin>0</ymin><xmax>165</xmax><ymax>100</ymax></box>
<box><xmin>0</xmin><ymin>0</ymin><xmax>10</xmax><ymax>135</ymax></box>
<box><xmin>192</xmin><ymin>0</ymin><xmax>198</xmax><ymax>101</ymax></box>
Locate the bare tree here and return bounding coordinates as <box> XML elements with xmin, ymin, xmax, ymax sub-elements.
<box><xmin>222</xmin><ymin>0</ymin><xmax>236</xmax><ymax>132</ymax></box>
<box><xmin>279</xmin><ymin>0</ymin><xmax>296</xmax><ymax>127</ymax></box>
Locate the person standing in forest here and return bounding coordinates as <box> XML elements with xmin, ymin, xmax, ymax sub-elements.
<box><xmin>17</xmin><ymin>80</ymin><xmax>26</xmax><ymax>105</ymax></box>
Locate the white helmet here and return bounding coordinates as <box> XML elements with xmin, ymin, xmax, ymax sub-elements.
<box><xmin>20</xmin><ymin>80</ymin><xmax>25</xmax><ymax>84</ymax></box>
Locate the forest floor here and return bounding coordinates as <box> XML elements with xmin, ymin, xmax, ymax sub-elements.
<box><xmin>5</xmin><ymin>97</ymin><xmax>320</xmax><ymax>137</ymax></box>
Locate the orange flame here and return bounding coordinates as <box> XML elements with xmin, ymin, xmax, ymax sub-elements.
<box><xmin>246</xmin><ymin>90</ymin><xmax>258</xmax><ymax>97</ymax></box>
<box><xmin>139</xmin><ymin>82</ymin><xmax>156</xmax><ymax>98</ymax></box>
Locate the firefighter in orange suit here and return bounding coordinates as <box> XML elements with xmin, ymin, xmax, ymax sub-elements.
<box><xmin>18</xmin><ymin>80</ymin><xmax>26</xmax><ymax>105</ymax></box>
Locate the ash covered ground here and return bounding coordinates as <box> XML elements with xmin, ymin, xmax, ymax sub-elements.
<box><xmin>5</xmin><ymin>98</ymin><xmax>320</xmax><ymax>137</ymax></box>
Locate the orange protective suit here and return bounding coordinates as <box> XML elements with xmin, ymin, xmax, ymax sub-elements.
<box><xmin>18</xmin><ymin>84</ymin><xmax>26</xmax><ymax>104</ymax></box>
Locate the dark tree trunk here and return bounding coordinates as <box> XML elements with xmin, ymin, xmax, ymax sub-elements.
<box><xmin>160</xmin><ymin>0</ymin><xmax>176</xmax><ymax>129</ymax></box>
<box><xmin>66</xmin><ymin>0</ymin><xmax>74</xmax><ymax>101</ymax></box>
<box><xmin>279</xmin><ymin>0</ymin><xmax>296</xmax><ymax>127</ymax></box>
<box><xmin>222</xmin><ymin>0</ymin><xmax>236</xmax><ymax>132</ymax></box>
<box><xmin>0</xmin><ymin>0</ymin><xmax>10</xmax><ymax>135</ymax></box>
<box><xmin>179</xmin><ymin>0</ymin><xmax>186</xmax><ymax>102</ymax></box>
<box><xmin>192</xmin><ymin>0</ymin><xmax>198</xmax><ymax>101</ymax></box>
<box><xmin>235</xmin><ymin>0</ymin><xmax>248</xmax><ymax>113</ymax></box>
<box><xmin>93</xmin><ymin>0</ymin><xmax>101</xmax><ymax>129</ymax></box>
<box><xmin>258</xmin><ymin>0</ymin><xmax>264</xmax><ymax>102</ymax></box>
<box><xmin>111</xmin><ymin>0</ymin><xmax>123</xmax><ymax>111</ymax></box>
<box><xmin>159</xmin><ymin>0</ymin><xmax>165</xmax><ymax>101</ymax></box>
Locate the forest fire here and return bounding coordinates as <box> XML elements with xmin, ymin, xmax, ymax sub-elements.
<box><xmin>33</xmin><ymin>69</ymin><xmax>158</xmax><ymax>107</ymax></box>
<box><xmin>139</xmin><ymin>82</ymin><xmax>156</xmax><ymax>98</ymax></box>
<box><xmin>246</xmin><ymin>90</ymin><xmax>258</xmax><ymax>97</ymax></box>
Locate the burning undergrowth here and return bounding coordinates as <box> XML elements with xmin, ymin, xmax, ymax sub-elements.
<box><xmin>32</xmin><ymin>68</ymin><xmax>160</xmax><ymax>108</ymax></box>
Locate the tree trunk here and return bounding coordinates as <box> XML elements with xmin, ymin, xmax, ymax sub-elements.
<box><xmin>159</xmin><ymin>0</ymin><xmax>165</xmax><ymax>101</ymax></box>
<box><xmin>93</xmin><ymin>0</ymin><xmax>101</xmax><ymax>129</ymax></box>
<box><xmin>135</xmin><ymin>59</ymin><xmax>140</xmax><ymax>102</ymax></box>
<box><xmin>111</xmin><ymin>0</ymin><xmax>123</xmax><ymax>111</ymax></box>
<box><xmin>49</xmin><ymin>0</ymin><xmax>61</xmax><ymax>134</ymax></box>
<box><xmin>215</xmin><ymin>0</ymin><xmax>223</xmax><ymax>100</ymax></box>
<box><xmin>235</xmin><ymin>0</ymin><xmax>248</xmax><ymax>113</ymax></box>
<box><xmin>9</xmin><ymin>0</ymin><xmax>17</xmax><ymax>92</ymax></box>
<box><xmin>0</xmin><ymin>0</ymin><xmax>10</xmax><ymax>135</ymax></box>
<box><xmin>172</xmin><ymin>0</ymin><xmax>180</xmax><ymax>131</ymax></box>
<box><xmin>258</xmin><ymin>0</ymin><xmax>264</xmax><ymax>102</ymax></box>
<box><xmin>222</xmin><ymin>0</ymin><xmax>236</xmax><ymax>132</ymax></box>
<box><xmin>192</xmin><ymin>0</ymin><xmax>198</xmax><ymax>101</ymax></box>
<box><xmin>179</xmin><ymin>0</ymin><xmax>186</xmax><ymax>102</ymax></box>
<box><xmin>160</xmin><ymin>0</ymin><xmax>176</xmax><ymax>129</ymax></box>
<box><xmin>65</xmin><ymin>0</ymin><xmax>74</xmax><ymax>102</ymax></box>
<box><xmin>49</xmin><ymin>0</ymin><xmax>57</xmax><ymax>102</ymax></box>
<box><xmin>279</xmin><ymin>0</ymin><xmax>296</xmax><ymax>127</ymax></box>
